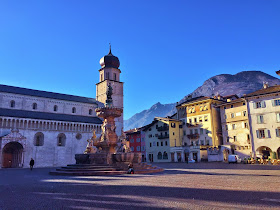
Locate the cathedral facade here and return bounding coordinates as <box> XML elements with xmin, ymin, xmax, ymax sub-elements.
<box><xmin>0</xmin><ymin>48</ymin><xmax>123</xmax><ymax>168</ymax></box>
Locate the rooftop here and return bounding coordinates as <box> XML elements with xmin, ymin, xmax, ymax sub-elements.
<box><xmin>0</xmin><ymin>84</ymin><xmax>97</xmax><ymax>104</ymax></box>
<box><xmin>244</xmin><ymin>85</ymin><xmax>280</xmax><ymax>97</ymax></box>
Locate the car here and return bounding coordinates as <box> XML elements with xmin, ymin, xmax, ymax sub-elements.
<box><xmin>189</xmin><ymin>159</ymin><xmax>196</xmax><ymax>163</ymax></box>
<box><xmin>228</xmin><ymin>155</ymin><xmax>241</xmax><ymax>163</ymax></box>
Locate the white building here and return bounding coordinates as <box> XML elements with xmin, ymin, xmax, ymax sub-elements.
<box><xmin>0</xmin><ymin>48</ymin><xmax>124</xmax><ymax>168</ymax></box>
<box><xmin>245</xmin><ymin>84</ymin><xmax>280</xmax><ymax>159</ymax></box>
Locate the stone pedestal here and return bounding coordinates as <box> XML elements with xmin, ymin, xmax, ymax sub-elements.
<box><xmin>75</xmin><ymin>152</ymin><xmax>142</xmax><ymax>166</ymax></box>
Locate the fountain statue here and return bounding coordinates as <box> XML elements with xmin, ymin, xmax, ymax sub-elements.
<box><xmin>51</xmin><ymin>83</ymin><xmax>163</xmax><ymax>175</ymax></box>
<box><xmin>75</xmin><ymin>83</ymin><xmax>141</xmax><ymax>165</ymax></box>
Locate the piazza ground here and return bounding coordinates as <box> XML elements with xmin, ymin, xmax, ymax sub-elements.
<box><xmin>0</xmin><ymin>163</ymin><xmax>280</xmax><ymax>209</ymax></box>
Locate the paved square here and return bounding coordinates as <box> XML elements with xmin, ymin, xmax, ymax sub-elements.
<box><xmin>0</xmin><ymin>163</ymin><xmax>280</xmax><ymax>209</ymax></box>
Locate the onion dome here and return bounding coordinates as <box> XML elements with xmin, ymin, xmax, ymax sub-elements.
<box><xmin>99</xmin><ymin>45</ymin><xmax>120</xmax><ymax>68</ymax></box>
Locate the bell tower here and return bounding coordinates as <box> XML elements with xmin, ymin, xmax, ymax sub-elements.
<box><xmin>96</xmin><ymin>46</ymin><xmax>124</xmax><ymax>136</ymax></box>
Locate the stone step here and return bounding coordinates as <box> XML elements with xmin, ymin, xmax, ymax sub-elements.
<box><xmin>62</xmin><ymin>166</ymin><xmax>117</xmax><ymax>170</ymax></box>
<box><xmin>67</xmin><ymin>164</ymin><xmax>110</xmax><ymax>167</ymax></box>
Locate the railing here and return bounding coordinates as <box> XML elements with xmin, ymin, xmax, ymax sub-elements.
<box><xmin>157</xmin><ymin>126</ymin><xmax>169</xmax><ymax>131</ymax></box>
<box><xmin>187</xmin><ymin>133</ymin><xmax>200</xmax><ymax>139</ymax></box>
<box><xmin>158</xmin><ymin>134</ymin><xmax>169</xmax><ymax>139</ymax></box>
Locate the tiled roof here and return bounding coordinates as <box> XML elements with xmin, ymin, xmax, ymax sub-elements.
<box><xmin>216</xmin><ymin>98</ymin><xmax>245</xmax><ymax>107</ymax></box>
<box><xmin>0</xmin><ymin>84</ymin><xmax>97</xmax><ymax>104</ymax></box>
<box><xmin>155</xmin><ymin>117</ymin><xmax>181</xmax><ymax>122</ymax></box>
<box><xmin>245</xmin><ymin>85</ymin><xmax>280</xmax><ymax>97</ymax></box>
<box><xmin>177</xmin><ymin>96</ymin><xmax>209</xmax><ymax>106</ymax></box>
<box><xmin>0</xmin><ymin>108</ymin><xmax>103</xmax><ymax>124</ymax></box>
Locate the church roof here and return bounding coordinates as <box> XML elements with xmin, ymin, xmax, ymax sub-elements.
<box><xmin>0</xmin><ymin>84</ymin><xmax>97</xmax><ymax>104</ymax></box>
<box><xmin>0</xmin><ymin>108</ymin><xmax>103</xmax><ymax>124</ymax></box>
<box><xmin>99</xmin><ymin>46</ymin><xmax>120</xmax><ymax>69</ymax></box>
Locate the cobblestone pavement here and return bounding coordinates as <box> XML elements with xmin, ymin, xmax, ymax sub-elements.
<box><xmin>0</xmin><ymin>162</ymin><xmax>280</xmax><ymax>209</ymax></box>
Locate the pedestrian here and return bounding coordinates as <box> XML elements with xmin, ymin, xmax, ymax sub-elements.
<box><xmin>29</xmin><ymin>158</ymin><xmax>34</xmax><ymax>171</ymax></box>
<box><xmin>127</xmin><ymin>162</ymin><xmax>134</xmax><ymax>174</ymax></box>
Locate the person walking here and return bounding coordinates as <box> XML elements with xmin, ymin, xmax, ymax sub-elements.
<box><xmin>29</xmin><ymin>158</ymin><xmax>34</xmax><ymax>171</ymax></box>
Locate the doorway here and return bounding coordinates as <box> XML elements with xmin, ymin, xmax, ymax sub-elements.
<box><xmin>2</xmin><ymin>142</ymin><xmax>24</xmax><ymax>168</ymax></box>
<box><xmin>193</xmin><ymin>152</ymin><xmax>198</xmax><ymax>162</ymax></box>
<box><xmin>171</xmin><ymin>153</ymin><xmax>175</xmax><ymax>162</ymax></box>
<box><xmin>148</xmin><ymin>153</ymin><xmax>153</xmax><ymax>162</ymax></box>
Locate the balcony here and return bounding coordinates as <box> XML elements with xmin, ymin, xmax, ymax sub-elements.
<box><xmin>187</xmin><ymin>133</ymin><xmax>200</xmax><ymax>139</ymax></box>
<box><xmin>157</xmin><ymin>126</ymin><xmax>169</xmax><ymax>131</ymax></box>
<box><xmin>158</xmin><ymin>134</ymin><xmax>169</xmax><ymax>139</ymax></box>
<box><xmin>190</xmin><ymin>145</ymin><xmax>210</xmax><ymax>150</ymax></box>
<box><xmin>186</xmin><ymin>123</ymin><xmax>199</xmax><ymax>128</ymax></box>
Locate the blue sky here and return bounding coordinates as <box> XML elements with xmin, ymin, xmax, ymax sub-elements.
<box><xmin>0</xmin><ymin>1</ymin><xmax>280</xmax><ymax>119</ymax></box>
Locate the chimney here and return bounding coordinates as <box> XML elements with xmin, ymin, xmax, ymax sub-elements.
<box><xmin>263</xmin><ymin>82</ymin><xmax>269</xmax><ymax>89</ymax></box>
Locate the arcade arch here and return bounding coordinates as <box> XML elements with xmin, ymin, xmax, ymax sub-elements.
<box><xmin>256</xmin><ymin>146</ymin><xmax>272</xmax><ymax>159</ymax></box>
<box><xmin>2</xmin><ymin>142</ymin><xmax>24</xmax><ymax>168</ymax></box>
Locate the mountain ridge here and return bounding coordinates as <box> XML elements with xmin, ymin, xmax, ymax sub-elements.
<box><xmin>124</xmin><ymin>71</ymin><xmax>280</xmax><ymax>130</ymax></box>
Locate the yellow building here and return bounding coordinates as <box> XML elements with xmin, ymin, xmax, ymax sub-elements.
<box><xmin>176</xmin><ymin>95</ymin><xmax>232</xmax><ymax>162</ymax></box>
<box><xmin>218</xmin><ymin>98</ymin><xmax>252</xmax><ymax>160</ymax></box>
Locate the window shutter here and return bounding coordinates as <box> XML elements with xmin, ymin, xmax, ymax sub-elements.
<box><xmin>256</xmin><ymin>130</ymin><xmax>260</xmax><ymax>138</ymax></box>
<box><xmin>264</xmin><ymin>129</ymin><xmax>269</xmax><ymax>138</ymax></box>
<box><xmin>272</xmin><ymin>100</ymin><xmax>276</xmax><ymax>107</ymax></box>
<box><xmin>242</xmin><ymin>122</ymin><xmax>245</xmax><ymax>128</ymax></box>
<box><xmin>277</xmin><ymin>113</ymin><xmax>280</xmax><ymax>122</ymax></box>
<box><xmin>261</xmin><ymin>101</ymin><xmax>266</xmax><ymax>108</ymax></box>
<box><xmin>276</xmin><ymin>129</ymin><xmax>279</xmax><ymax>137</ymax></box>
<box><xmin>253</xmin><ymin>102</ymin><xmax>257</xmax><ymax>109</ymax></box>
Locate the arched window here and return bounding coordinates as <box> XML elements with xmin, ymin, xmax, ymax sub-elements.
<box><xmin>34</xmin><ymin>132</ymin><xmax>44</xmax><ymax>146</ymax></box>
<box><xmin>10</xmin><ymin>100</ymin><xmax>15</xmax><ymax>108</ymax></box>
<box><xmin>163</xmin><ymin>151</ymin><xmax>168</xmax><ymax>159</ymax></box>
<box><xmin>72</xmin><ymin>107</ymin><xmax>76</xmax><ymax>113</ymax></box>
<box><xmin>32</xmin><ymin>103</ymin><xmax>37</xmax><ymax>110</ymax></box>
<box><xmin>54</xmin><ymin>105</ymin><xmax>58</xmax><ymax>112</ymax></box>
<box><xmin>114</xmin><ymin>73</ymin><xmax>117</xmax><ymax>81</ymax></box>
<box><xmin>57</xmin><ymin>133</ymin><xmax>66</xmax><ymax>146</ymax></box>
<box><xmin>89</xmin><ymin>109</ymin><xmax>93</xmax><ymax>115</ymax></box>
<box><xmin>158</xmin><ymin>152</ymin><xmax>162</xmax><ymax>160</ymax></box>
